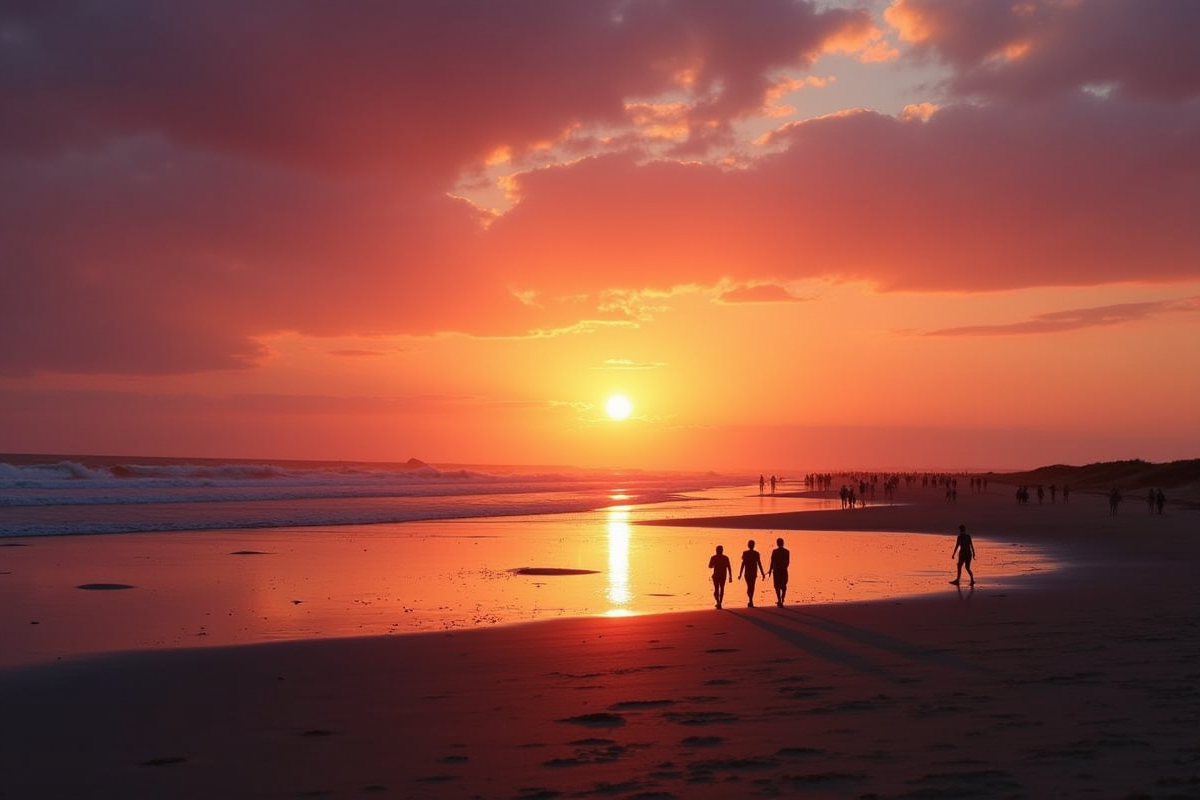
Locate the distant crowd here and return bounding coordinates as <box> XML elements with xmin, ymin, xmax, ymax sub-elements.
<box><xmin>754</xmin><ymin>470</ymin><xmax>1169</xmax><ymax>517</ymax></box>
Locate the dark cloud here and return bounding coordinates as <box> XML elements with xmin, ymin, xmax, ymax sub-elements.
<box><xmin>0</xmin><ymin>0</ymin><xmax>869</xmax><ymax>174</ymax></box>
<box><xmin>888</xmin><ymin>0</ymin><xmax>1200</xmax><ymax>102</ymax></box>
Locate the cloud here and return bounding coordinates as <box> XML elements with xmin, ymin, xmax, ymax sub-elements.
<box><xmin>717</xmin><ymin>284</ymin><xmax>807</xmax><ymax>303</ymax></box>
<box><xmin>885</xmin><ymin>0</ymin><xmax>1200</xmax><ymax>102</ymax></box>
<box><xmin>491</xmin><ymin>98</ymin><xmax>1200</xmax><ymax>294</ymax></box>
<box><xmin>596</xmin><ymin>358</ymin><xmax>668</xmax><ymax>370</ymax></box>
<box><xmin>925</xmin><ymin>296</ymin><xmax>1200</xmax><ymax>336</ymax></box>
<box><xmin>2</xmin><ymin>0</ymin><xmax>1199</xmax><ymax>378</ymax></box>
<box><xmin>0</xmin><ymin>0</ymin><xmax>873</xmax><ymax>172</ymax></box>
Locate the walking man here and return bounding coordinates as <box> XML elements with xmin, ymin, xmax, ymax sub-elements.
<box><xmin>708</xmin><ymin>545</ymin><xmax>733</xmax><ymax>609</ymax></box>
<box><xmin>950</xmin><ymin>524</ymin><xmax>976</xmax><ymax>586</ymax></box>
<box><xmin>738</xmin><ymin>540</ymin><xmax>766</xmax><ymax>607</ymax></box>
<box><xmin>767</xmin><ymin>537</ymin><xmax>790</xmax><ymax>607</ymax></box>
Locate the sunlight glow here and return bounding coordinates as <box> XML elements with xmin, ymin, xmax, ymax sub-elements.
<box><xmin>605</xmin><ymin>394</ymin><xmax>633</xmax><ymax>420</ymax></box>
<box><xmin>606</xmin><ymin>509</ymin><xmax>632</xmax><ymax>608</ymax></box>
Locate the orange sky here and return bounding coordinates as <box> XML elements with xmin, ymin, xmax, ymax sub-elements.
<box><xmin>1</xmin><ymin>0</ymin><xmax>1198</xmax><ymax>471</ymax></box>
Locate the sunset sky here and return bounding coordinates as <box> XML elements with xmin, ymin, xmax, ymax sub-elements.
<box><xmin>2</xmin><ymin>0</ymin><xmax>1198</xmax><ymax>471</ymax></box>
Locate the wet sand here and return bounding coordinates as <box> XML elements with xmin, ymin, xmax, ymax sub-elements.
<box><xmin>0</xmin><ymin>488</ymin><xmax>1057</xmax><ymax>668</ymax></box>
<box><xmin>1</xmin><ymin>482</ymin><xmax>1197</xmax><ymax>798</ymax></box>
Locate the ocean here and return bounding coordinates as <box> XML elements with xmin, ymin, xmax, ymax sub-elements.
<box><xmin>0</xmin><ymin>453</ymin><xmax>742</xmax><ymax>537</ymax></box>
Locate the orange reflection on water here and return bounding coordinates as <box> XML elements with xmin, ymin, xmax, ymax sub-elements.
<box><xmin>606</xmin><ymin>508</ymin><xmax>632</xmax><ymax>609</ymax></box>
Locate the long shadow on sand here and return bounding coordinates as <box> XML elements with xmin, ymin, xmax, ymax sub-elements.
<box><xmin>726</xmin><ymin>608</ymin><xmax>988</xmax><ymax>682</ymax></box>
<box><xmin>786</xmin><ymin>608</ymin><xmax>990</xmax><ymax>674</ymax></box>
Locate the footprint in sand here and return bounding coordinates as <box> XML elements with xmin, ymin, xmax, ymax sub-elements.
<box><xmin>778</xmin><ymin>684</ymin><xmax>835</xmax><ymax>700</ymax></box>
<box><xmin>776</xmin><ymin>746</ymin><xmax>826</xmax><ymax>760</ymax></box>
<box><xmin>689</xmin><ymin>755</ymin><xmax>780</xmax><ymax>772</ymax></box>
<box><xmin>779</xmin><ymin>771</ymin><xmax>867</xmax><ymax>789</ymax></box>
<box><xmin>805</xmin><ymin>695</ymin><xmax>895</xmax><ymax>714</ymax></box>
<box><xmin>680</xmin><ymin>735</ymin><xmax>725</xmax><ymax>748</ymax></box>
<box><xmin>514</xmin><ymin>789</ymin><xmax>562</xmax><ymax>800</ymax></box>
<box><xmin>663</xmin><ymin>710</ymin><xmax>738</xmax><ymax>726</ymax></box>
<box><xmin>609</xmin><ymin>699</ymin><xmax>676</xmax><ymax>711</ymax></box>
<box><xmin>556</xmin><ymin>712</ymin><xmax>626</xmax><ymax>728</ymax></box>
<box><xmin>544</xmin><ymin>739</ymin><xmax>650</xmax><ymax>768</ymax></box>
<box><xmin>906</xmin><ymin>769</ymin><xmax>1022</xmax><ymax>794</ymax></box>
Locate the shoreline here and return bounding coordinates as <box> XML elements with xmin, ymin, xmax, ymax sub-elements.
<box><xmin>2</xmin><ymin>482</ymin><xmax>1197</xmax><ymax>798</ymax></box>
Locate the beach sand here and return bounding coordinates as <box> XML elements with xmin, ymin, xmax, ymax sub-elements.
<box><xmin>2</xmin><ymin>483</ymin><xmax>1198</xmax><ymax>798</ymax></box>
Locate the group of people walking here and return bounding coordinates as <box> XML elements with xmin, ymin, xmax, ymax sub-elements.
<box><xmin>707</xmin><ymin>525</ymin><xmax>978</xmax><ymax>608</ymax></box>
<box><xmin>707</xmin><ymin>538</ymin><xmax>790</xmax><ymax>609</ymax></box>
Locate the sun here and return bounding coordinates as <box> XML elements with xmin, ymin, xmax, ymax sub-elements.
<box><xmin>605</xmin><ymin>394</ymin><xmax>633</xmax><ymax>421</ymax></box>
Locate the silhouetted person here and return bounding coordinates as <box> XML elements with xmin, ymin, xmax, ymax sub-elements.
<box><xmin>950</xmin><ymin>524</ymin><xmax>975</xmax><ymax>586</ymax></box>
<box><xmin>1063</xmin><ymin>484</ymin><xmax>1070</xmax><ymax>503</ymax></box>
<box><xmin>708</xmin><ymin>545</ymin><xmax>733</xmax><ymax>609</ymax></box>
<box><xmin>759</xmin><ymin>475</ymin><xmax>765</xmax><ymax>495</ymax></box>
<box><xmin>1156</xmin><ymin>489</ymin><xmax>1165</xmax><ymax>515</ymax></box>
<box><xmin>767</xmin><ymin>537</ymin><xmax>790</xmax><ymax>607</ymax></box>
<box><xmin>770</xmin><ymin>474</ymin><xmax>777</xmax><ymax>494</ymax></box>
<box><xmin>1109</xmin><ymin>487</ymin><xmax>1122</xmax><ymax>515</ymax></box>
<box><xmin>738</xmin><ymin>539</ymin><xmax>766</xmax><ymax>607</ymax></box>
<box><xmin>1147</xmin><ymin>489</ymin><xmax>1156</xmax><ymax>513</ymax></box>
